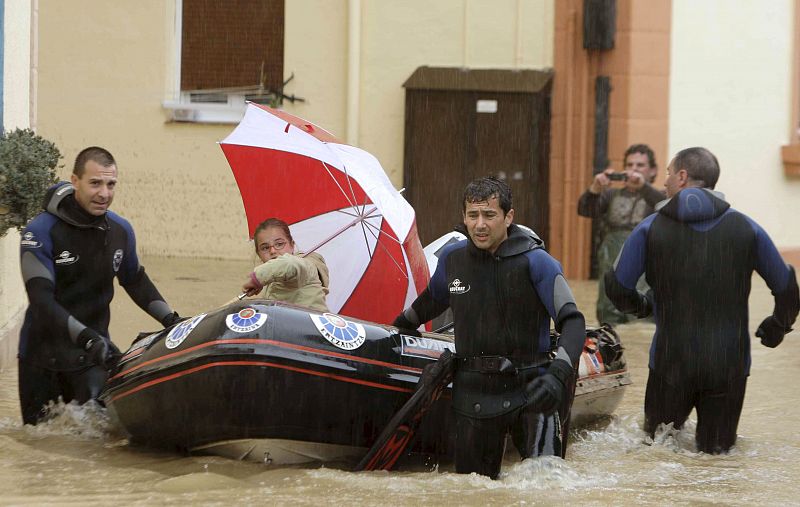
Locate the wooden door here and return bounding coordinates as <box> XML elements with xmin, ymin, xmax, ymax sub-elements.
<box><xmin>404</xmin><ymin>89</ymin><xmax>550</xmax><ymax>247</ymax></box>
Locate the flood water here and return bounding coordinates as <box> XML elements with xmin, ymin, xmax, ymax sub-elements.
<box><xmin>0</xmin><ymin>255</ymin><xmax>798</xmax><ymax>505</ymax></box>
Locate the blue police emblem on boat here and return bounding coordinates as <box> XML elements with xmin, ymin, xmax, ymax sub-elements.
<box><xmin>225</xmin><ymin>307</ymin><xmax>267</xmax><ymax>333</ymax></box>
<box><xmin>165</xmin><ymin>313</ymin><xmax>206</xmax><ymax>349</ymax></box>
<box><xmin>310</xmin><ymin>313</ymin><xmax>366</xmax><ymax>350</ymax></box>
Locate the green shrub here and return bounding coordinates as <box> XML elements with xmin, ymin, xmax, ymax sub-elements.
<box><xmin>0</xmin><ymin>129</ymin><xmax>61</xmax><ymax>236</ymax></box>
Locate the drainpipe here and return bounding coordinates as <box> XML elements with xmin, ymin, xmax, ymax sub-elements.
<box><xmin>514</xmin><ymin>0</ymin><xmax>523</xmax><ymax>68</ymax></box>
<box><xmin>462</xmin><ymin>0</ymin><xmax>469</xmax><ymax>66</ymax></box>
<box><xmin>29</xmin><ymin>0</ymin><xmax>38</xmax><ymax>130</ymax></box>
<box><xmin>346</xmin><ymin>0</ymin><xmax>361</xmax><ymax>145</ymax></box>
<box><xmin>562</xmin><ymin>9</ymin><xmax>577</xmax><ymax>271</ymax></box>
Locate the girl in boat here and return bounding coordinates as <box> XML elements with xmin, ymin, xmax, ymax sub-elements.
<box><xmin>241</xmin><ymin>218</ymin><xmax>330</xmax><ymax>312</ymax></box>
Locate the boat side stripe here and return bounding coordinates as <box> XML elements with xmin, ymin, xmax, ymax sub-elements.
<box><xmin>260</xmin><ymin>339</ymin><xmax>423</xmax><ymax>373</ymax></box>
<box><xmin>112</xmin><ymin>338</ymin><xmax>423</xmax><ymax>380</ymax></box>
<box><xmin>110</xmin><ymin>360</ymin><xmax>415</xmax><ymax>402</ymax></box>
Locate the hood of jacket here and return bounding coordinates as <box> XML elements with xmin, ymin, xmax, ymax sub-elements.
<box><xmin>656</xmin><ymin>188</ymin><xmax>730</xmax><ymax>224</ymax></box>
<box><xmin>455</xmin><ymin>222</ymin><xmax>544</xmax><ymax>258</ymax></box>
<box><xmin>302</xmin><ymin>251</ymin><xmax>330</xmax><ymax>291</ymax></box>
<box><xmin>43</xmin><ymin>181</ymin><xmax>107</xmax><ymax>228</ymax></box>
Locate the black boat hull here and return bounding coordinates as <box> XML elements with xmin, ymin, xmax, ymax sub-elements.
<box><xmin>102</xmin><ymin>300</ymin><xmax>629</xmax><ymax>463</ymax></box>
<box><xmin>103</xmin><ymin>300</ymin><xmax>455</xmax><ymax>455</ymax></box>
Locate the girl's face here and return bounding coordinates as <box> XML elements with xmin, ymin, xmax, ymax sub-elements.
<box><xmin>255</xmin><ymin>226</ymin><xmax>295</xmax><ymax>262</ymax></box>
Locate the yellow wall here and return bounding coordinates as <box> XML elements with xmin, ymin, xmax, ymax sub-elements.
<box><xmin>283</xmin><ymin>0</ymin><xmax>349</xmax><ymax>143</ymax></box>
<box><xmin>37</xmin><ymin>0</ymin><xmax>250</xmax><ymax>260</ymax></box>
<box><xmin>1</xmin><ymin>0</ymin><xmax>33</xmax><ymax>367</ymax></box>
<box><xmin>35</xmin><ymin>0</ymin><xmax>554</xmax><ymax>260</ymax></box>
<box><xmin>669</xmin><ymin>0</ymin><xmax>800</xmax><ymax>248</ymax></box>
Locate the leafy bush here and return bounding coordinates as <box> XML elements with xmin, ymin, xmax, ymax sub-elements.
<box><xmin>0</xmin><ymin>129</ymin><xmax>61</xmax><ymax>236</ymax></box>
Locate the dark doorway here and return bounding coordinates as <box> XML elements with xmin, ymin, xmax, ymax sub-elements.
<box><xmin>403</xmin><ymin>67</ymin><xmax>553</xmax><ymax>246</ymax></box>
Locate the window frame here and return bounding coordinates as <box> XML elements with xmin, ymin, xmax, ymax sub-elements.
<box><xmin>161</xmin><ymin>0</ymin><xmax>283</xmax><ymax>124</ymax></box>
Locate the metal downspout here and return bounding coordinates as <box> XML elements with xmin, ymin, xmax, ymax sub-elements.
<box><xmin>347</xmin><ymin>0</ymin><xmax>361</xmax><ymax>145</ymax></box>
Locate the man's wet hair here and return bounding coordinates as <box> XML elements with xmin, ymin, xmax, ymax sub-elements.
<box><xmin>463</xmin><ymin>176</ymin><xmax>512</xmax><ymax>215</ymax></box>
<box><xmin>673</xmin><ymin>147</ymin><xmax>720</xmax><ymax>189</ymax></box>
<box><xmin>624</xmin><ymin>143</ymin><xmax>657</xmax><ymax>168</ymax></box>
<box><xmin>73</xmin><ymin>147</ymin><xmax>116</xmax><ymax>177</ymax></box>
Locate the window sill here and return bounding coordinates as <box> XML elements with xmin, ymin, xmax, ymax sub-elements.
<box><xmin>781</xmin><ymin>144</ymin><xmax>800</xmax><ymax>177</ymax></box>
<box><xmin>161</xmin><ymin>101</ymin><xmax>246</xmax><ymax>124</ymax></box>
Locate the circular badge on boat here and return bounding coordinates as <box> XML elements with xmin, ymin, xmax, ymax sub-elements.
<box><xmin>225</xmin><ymin>307</ymin><xmax>267</xmax><ymax>333</ymax></box>
<box><xmin>310</xmin><ymin>313</ymin><xmax>366</xmax><ymax>350</ymax></box>
<box><xmin>165</xmin><ymin>313</ymin><xmax>206</xmax><ymax>349</ymax></box>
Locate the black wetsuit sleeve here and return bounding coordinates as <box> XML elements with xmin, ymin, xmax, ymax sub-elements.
<box><xmin>604</xmin><ymin>218</ymin><xmax>653</xmax><ymax>318</ymax></box>
<box><xmin>554</xmin><ymin>303</ymin><xmax>586</xmax><ymax>367</ymax></box>
<box><xmin>604</xmin><ymin>270</ymin><xmax>652</xmax><ymax>318</ymax></box>
<box><xmin>393</xmin><ymin>243</ymin><xmax>455</xmax><ymax>328</ymax></box>
<box><xmin>121</xmin><ymin>266</ymin><xmax>174</xmax><ymax>325</ymax></box>
<box><xmin>749</xmin><ymin>219</ymin><xmax>800</xmax><ymax>329</ymax></box>
<box><xmin>24</xmin><ymin>277</ymin><xmax>91</xmax><ymax>344</ymax></box>
<box><xmin>20</xmin><ymin>218</ymin><xmax>96</xmax><ymax>344</ymax></box>
<box><xmin>577</xmin><ymin>190</ymin><xmax>610</xmax><ymax>218</ymax></box>
<box><xmin>114</xmin><ymin>219</ymin><xmax>174</xmax><ymax>325</ymax></box>
<box><xmin>773</xmin><ymin>266</ymin><xmax>799</xmax><ymax>329</ymax></box>
<box><xmin>528</xmin><ymin>249</ymin><xmax>585</xmax><ymax>368</ymax></box>
<box><xmin>393</xmin><ymin>287</ymin><xmax>449</xmax><ymax>328</ymax></box>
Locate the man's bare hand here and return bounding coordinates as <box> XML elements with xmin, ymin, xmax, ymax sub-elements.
<box><xmin>589</xmin><ymin>168</ymin><xmax>615</xmax><ymax>194</ymax></box>
<box><xmin>626</xmin><ymin>170</ymin><xmax>646</xmax><ymax>190</ymax></box>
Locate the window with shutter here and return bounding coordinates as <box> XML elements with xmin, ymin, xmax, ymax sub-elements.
<box><xmin>181</xmin><ymin>0</ymin><xmax>284</xmax><ymax>92</ymax></box>
<box><xmin>163</xmin><ymin>0</ymin><xmax>285</xmax><ymax>123</ymax></box>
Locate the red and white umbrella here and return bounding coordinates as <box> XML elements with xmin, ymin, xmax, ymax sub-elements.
<box><xmin>220</xmin><ymin>103</ymin><xmax>429</xmax><ymax>325</ymax></box>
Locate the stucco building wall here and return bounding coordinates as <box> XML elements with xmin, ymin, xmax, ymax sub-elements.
<box><xmin>28</xmin><ymin>0</ymin><xmax>800</xmax><ymax>285</ymax></box>
<box><xmin>36</xmin><ymin>1</ymin><xmax>250</xmax><ymax>260</ymax></box>
<box><xmin>669</xmin><ymin>0</ymin><xmax>800</xmax><ymax>249</ymax></box>
<box><xmin>35</xmin><ymin>0</ymin><xmax>554</xmax><ymax>260</ymax></box>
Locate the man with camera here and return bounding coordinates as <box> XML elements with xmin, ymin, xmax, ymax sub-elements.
<box><xmin>577</xmin><ymin>144</ymin><xmax>664</xmax><ymax>325</ymax></box>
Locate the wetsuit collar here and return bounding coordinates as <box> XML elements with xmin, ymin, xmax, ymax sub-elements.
<box><xmin>44</xmin><ymin>182</ymin><xmax>108</xmax><ymax>228</ymax></box>
<box><xmin>654</xmin><ymin>188</ymin><xmax>725</xmax><ymax>212</ymax></box>
<box><xmin>457</xmin><ymin>223</ymin><xmax>544</xmax><ymax>258</ymax></box>
<box><xmin>656</xmin><ymin>187</ymin><xmax>729</xmax><ymax>223</ymax></box>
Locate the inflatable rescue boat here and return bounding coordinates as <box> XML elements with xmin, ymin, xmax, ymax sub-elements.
<box><xmin>101</xmin><ymin>300</ymin><xmax>630</xmax><ymax>465</ymax></box>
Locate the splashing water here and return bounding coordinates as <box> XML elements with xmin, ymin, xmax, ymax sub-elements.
<box><xmin>0</xmin><ymin>261</ymin><xmax>797</xmax><ymax>505</ymax></box>
<box><xmin>23</xmin><ymin>399</ymin><xmax>120</xmax><ymax>441</ymax></box>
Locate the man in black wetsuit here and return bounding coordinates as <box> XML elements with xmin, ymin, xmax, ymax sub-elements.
<box><xmin>605</xmin><ymin>147</ymin><xmax>799</xmax><ymax>453</ymax></box>
<box><xmin>18</xmin><ymin>146</ymin><xmax>182</xmax><ymax>425</ymax></box>
<box><xmin>393</xmin><ymin>177</ymin><xmax>586</xmax><ymax>478</ymax></box>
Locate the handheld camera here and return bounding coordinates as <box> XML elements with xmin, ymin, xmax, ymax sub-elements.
<box><xmin>608</xmin><ymin>172</ymin><xmax>628</xmax><ymax>182</ymax></box>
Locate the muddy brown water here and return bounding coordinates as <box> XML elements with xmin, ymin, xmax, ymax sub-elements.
<box><xmin>0</xmin><ymin>255</ymin><xmax>797</xmax><ymax>505</ymax></box>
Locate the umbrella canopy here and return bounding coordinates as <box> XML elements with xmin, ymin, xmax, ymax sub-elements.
<box><xmin>220</xmin><ymin>103</ymin><xmax>429</xmax><ymax>325</ymax></box>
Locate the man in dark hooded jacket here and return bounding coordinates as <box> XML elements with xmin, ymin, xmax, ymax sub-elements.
<box><xmin>18</xmin><ymin>146</ymin><xmax>182</xmax><ymax>425</ymax></box>
<box><xmin>393</xmin><ymin>177</ymin><xmax>586</xmax><ymax>479</ymax></box>
<box><xmin>605</xmin><ymin>147</ymin><xmax>799</xmax><ymax>453</ymax></box>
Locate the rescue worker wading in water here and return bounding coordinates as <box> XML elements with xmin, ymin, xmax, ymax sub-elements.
<box><xmin>392</xmin><ymin>177</ymin><xmax>586</xmax><ymax>479</ymax></box>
